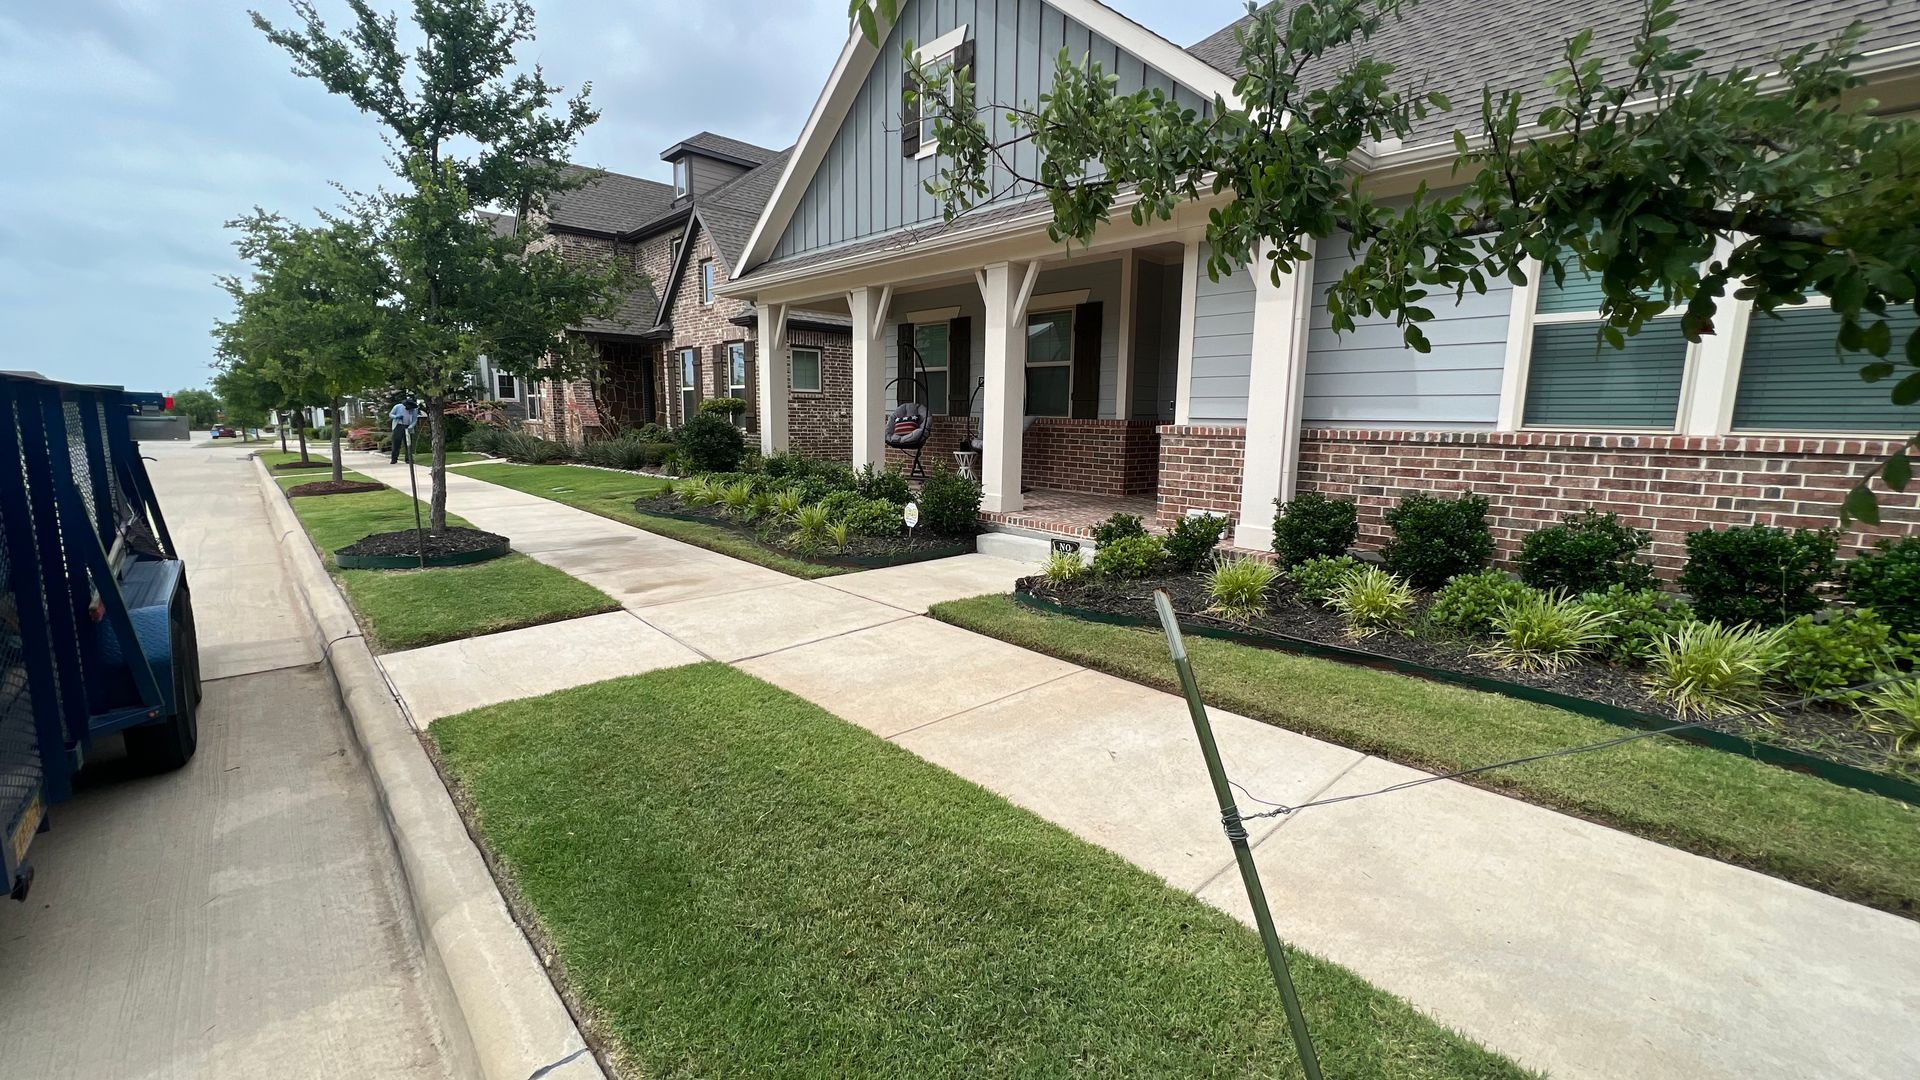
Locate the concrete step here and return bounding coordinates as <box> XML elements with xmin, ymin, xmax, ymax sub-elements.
<box><xmin>976</xmin><ymin>526</ymin><xmax>1091</xmax><ymax>567</ymax></box>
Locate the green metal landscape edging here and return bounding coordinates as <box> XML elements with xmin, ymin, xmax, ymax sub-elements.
<box><xmin>1011</xmin><ymin>589</ymin><xmax>1920</xmax><ymax>808</ymax></box>
<box><xmin>629</xmin><ymin>503</ymin><xmax>973</xmax><ymax>570</ymax></box>
<box><xmin>334</xmin><ymin>539</ymin><xmax>512</xmax><ymax>570</ymax></box>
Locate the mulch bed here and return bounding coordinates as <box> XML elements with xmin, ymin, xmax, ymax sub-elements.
<box><xmin>286</xmin><ymin>479</ymin><xmax>384</xmax><ymax>498</ymax></box>
<box><xmin>1024</xmin><ymin>571</ymin><xmax>1908</xmax><ymax>778</ymax></box>
<box><xmin>338</xmin><ymin>527</ymin><xmax>509</xmax><ymax>559</ymax></box>
<box><xmin>272</xmin><ymin>459</ymin><xmax>334</xmax><ymax>470</ymax></box>
<box><xmin>634</xmin><ymin>494</ymin><xmax>972</xmax><ymax>565</ymax></box>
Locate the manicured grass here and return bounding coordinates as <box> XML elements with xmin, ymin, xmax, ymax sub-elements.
<box><xmin>432</xmin><ymin>664</ymin><xmax>1529</xmax><ymax>1079</ymax></box>
<box><xmin>258</xmin><ymin>451</ymin><xmax>380</xmax><ymax>488</ymax></box>
<box><xmin>277</xmin><ymin>476</ymin><xmax>617</xmax><ymax>652</ymax></box>
<box><xmin>459</xmin><ymin>462</ymin><xmax>847</xmax><ymax>579</ymax></box>
<box><xmin>930</xmin><ymin>595</ymin><xmax>1920</xmax><ymax>917</ymax></box>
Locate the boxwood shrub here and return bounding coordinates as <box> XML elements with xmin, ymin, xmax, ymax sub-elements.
<box><xmin>1845</xmin><ymin>536</ymin><xmax>1920</xmax><ymax>634</ymax></box>
<box><xmin>1381</xmin><ymin>492</ymin><xmax>1493</xmax><ymax>589</ymax></box>
<box><xmin>1272</xmin><ymin>491</ymin><xmax>1359</xmax><ymax>566</ymax></box>
<box><xmin>1679</xmin><ymin>524</ymin><xmax>1837</xmax><ymax>626</ymax></box>
<box><xmin>1516</xmin><ymin>510</ymin><xmax>1654</xmax><ymax>594</ymax></box>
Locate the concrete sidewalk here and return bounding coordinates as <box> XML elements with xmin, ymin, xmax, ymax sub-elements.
<box><xmin>0</xmin><ymin>440</ymin><xmax>455</xmax><ymax>1080</ymax></box>
<box><xmin>353</xmin><ymin>453</ymin><xmax>1920</xmax><ymax>1080</ymax></box>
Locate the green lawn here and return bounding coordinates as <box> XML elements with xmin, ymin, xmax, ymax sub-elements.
<box><xmin>432</xmin><ymin>664</ymin><xmax>1529</xmax><ymax>1079</ymax></box>
<box><xmin>275</xmin><ymin>473</ymin><xmax>617</xmax><ymax>652</ymax></box>
<box><xmin>259</xmin><ymin>450</ymin><xmax>380</xmax><ymax>488</ymax></box>
<box><xmin>931</xmin><ymin>595</ymin><xmax>1920</xmax><ymax>917</ymax></box>
<box><xmin>459</xmin><ymin>462</ymin><xmax>846</xmax><ymax>579</ymax></box>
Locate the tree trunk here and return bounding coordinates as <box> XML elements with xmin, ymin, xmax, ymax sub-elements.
<box><xmin>279</xmin><ymin>413</ymin><xmax>288</xmax><ymax>453</ymax></box>
<box><xmin>427</xmin><ymin>396</ymin><xmax>449</xmax><ymax>534</ymax></box>
<box><xmin>329</xmin><ymin>397</ymin><xmax>344</xmax><ymax>482</ymax></box>
<box><xmin>297</xmin><ymin>420</ymin><xmax>309</xmax><ymax>463</ymax></box>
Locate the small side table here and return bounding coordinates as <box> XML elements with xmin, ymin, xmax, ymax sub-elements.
<box><xmin>953</xmin><ymin>449</ymin><xmax>979</xmax><ymax>483</ymax></box>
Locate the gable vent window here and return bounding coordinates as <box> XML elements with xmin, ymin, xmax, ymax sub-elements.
<box><xmin>904</xmin><ymin>27</ymin><xmax>973</xmax><ymax>160</ymax></box>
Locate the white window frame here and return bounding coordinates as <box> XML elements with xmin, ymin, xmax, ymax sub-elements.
<box><xmin>493</xmin><ymin>369</ymin><xmax>520</xmax><ymax>400</ymax></box>
<box><xmin>912</xmin><ymin>25</ymin><xmax>969</xmax><ymax>161</ymax></box>
<box><xmin>1716</xmin><ymin>296</ymin><xmax>1917</xmax><ymax>438</ymax></box>
<box><xmin>679</xmin><ymin>347</ymin><xmax>698</xmax><ymax>423</ymax></box>
<box><xmin>791</xmin><ymin>345</ymin><xmax>823</xmax><ymax>394</ymax></box>
<box><xmin>524</xmin><ymin>384</ymin><xmax>544</xmax><ymax>421</ymax></box>
<box><xmin>1496</xmin><ymin>255</ymin><xmax>1703</xmax><ymax>433</ymax></box>
<box><xmin>1024</xmin><ymin>306</ymin><xmax>1076</xmax><ymax>418</ymax></box>
<box><xmin>701</xmin><ymin>259</ymin><xmax>716</xmax><ymax>305</ymax></box>
<box><xmin>727</xmin><ymin>342</ymin><xmax>749</xmax><ymax>426</ymax></box>
<box><xmin>673</xmin><ymin>158</ymin><xmax>690</xmax><ymax>198</ymax></box>
<box><xmin>910</xmin><ymin>322</ymin><xmax>950</xmax><ymax>415</ymax></box>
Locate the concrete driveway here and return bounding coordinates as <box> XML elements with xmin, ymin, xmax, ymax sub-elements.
<box><xmin>0</xmin><ymin>438</ymin><xmax>455</xmax><ymax>1079</ymax></box>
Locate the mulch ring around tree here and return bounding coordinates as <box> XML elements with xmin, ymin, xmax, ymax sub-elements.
<box><xmin>335</xmin><ymin>526</ymin><xmax>512</xmax><ymax>569</ymax></box>
<box><xmin>272</xmin><ymin>459</ymin><xmax>335</xmax><ymax>470</ymax></box>
<box><xmin>286</xmin><ymin>479</ymin><xmax>384</xmax><ymax>498</ymax></box>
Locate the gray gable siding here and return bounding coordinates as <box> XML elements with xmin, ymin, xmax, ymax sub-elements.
<box><xmin>1303</xmin><ymin>233</ymin><xmax>1512</xmax><ymax>428</ymax></box>
<box><xmin>773</xmin><ymin>0</ymin><xmax>1210</xmax><ymax>261</ymax></box>
<box><xmin>1189</xmin><ymin>248</ymin><xmax>1255</xmax><ymax>425</ymax></box>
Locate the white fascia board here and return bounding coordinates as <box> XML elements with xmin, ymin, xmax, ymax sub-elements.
<box><xmin>1051</xmin><ymin>0</ymin><xmax>1239</xmax><ymax>106</ymax></box>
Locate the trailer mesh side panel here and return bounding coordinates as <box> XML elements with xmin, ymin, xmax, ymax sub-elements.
<box><xmin>0</xmin><ymin>399</ymin><xmax>46</xmax><ymax>852</ymax></box>
<box><xmin>63</xmin><ymin>401</ymin><xmax>98</xmax><ymax>531</ymax></box>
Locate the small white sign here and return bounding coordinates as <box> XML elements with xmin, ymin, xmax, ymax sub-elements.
<box><xmin>903</xmin><ymin>501</ymin><xmax>920</xmax><ymax>530</ymax></box>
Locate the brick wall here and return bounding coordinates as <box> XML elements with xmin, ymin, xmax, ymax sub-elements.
<box><xmin>1022</xmin><ymin>418</ymin><xmax>1158</xmax><ymax>496</ymax></box>
<box><xmin>1155</xmin><ymin>425</ymin><xmax>1246</xmax><ymax>527</ymax></box>
<box><xmin>785</xmin><ymin>328</ymin><xmax>853</xmax><ymax>462</ymax></box>
<box><xmin>1297</xmin><ymin>428</ymin><xmax>1920</xmax><ymax>574</ymax></box>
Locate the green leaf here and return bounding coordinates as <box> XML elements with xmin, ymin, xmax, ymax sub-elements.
<box><xmin>1886</xmin><ymin>451</ymin><xmax>1912</xmax><ymax>491</ymax></box>
<box><xmin>1907</xmin><ymin>330</ymin><xmax>1920</xmax><ymax>366</ymax></box>
<box><xmin>1865</xmin><ymin>318</ymin><xmax>1892</xmax><ymax>358</ymax></box>
<box><xmin>1843</xmin><ymin>484</ymin><xmax>1882</xmax><ymax>526</ymax></box>
<box><xmin>1861</xmin><ymin>362</ymin><xmax>1896</xmax><ymax>383</ymax></box>
<box><xmin>857</xmin><ymin>4</ymin><xmax>877</xmax><ymax>44</ymax></box>
<box><xmin>1892</xmin><ymin>371</ymin><xmax>1920</xmax><ymax>407</ymax></box>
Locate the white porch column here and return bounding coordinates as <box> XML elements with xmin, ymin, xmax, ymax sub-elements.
<box><xmin>1114</xmin><ymin>251</ymin><xmax>1136</xmax><ymax>420</ymax></box>
<box><xmin>848</xmin><ymin>286</ymin><xmax>891</xmax><ymax>469</ymax></box>
<box><xmin>980</xmin><ymin>261</ymin><xmax>1028</xmax><ymax>513</ymax></box>
<box><xmin>1234</xmin><ymin>239</ymin><xmax>1316</xmax><ymax>552</ymax></box>
<box><xmin>1174</xmin><ymin>237</ymin><xmax>1202</xmax><ymax>424</ymax></box>
<box><xmin>755</xmin><ymin>301</ymin><xmax>789</xmax><ymax>454</ymax></box>
<box><xmin>1679</xmin><ymin>237</ymin><xmax>1749</xmax><ymax>437</ymax></box>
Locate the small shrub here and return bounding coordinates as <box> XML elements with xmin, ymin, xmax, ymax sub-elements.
<box><xmin>678</xmin><ymin>412</ymin><xmax>746</xmax><ymax>472</ymax></box>
<box><xmin>836</xmin><ymin>496</ymin><xmax>904</xmax><ymax>538</ymax></box>
<box><xmin>1844</xmin><ymin>537</ymin><xmax>1920</xmax><ymax>634</ymax></box>
<box><xmin>676</xmin><ymin>476</ymin><xmax>719</xmax><ymax>507</ymax></box>
<box><xmin>1576</xmin><ymin>585</ymin><xmax>1694</xmax><ymax>666</ymax></box>
<box><xmin>1329</xmin><ymin>566</ymin><xmax>1417</xmax><ymax>638</ymax></box>
<box><xmin>1207</xmin><ymin>555</ymin><xmax>1280</xmax><ymax>623</ymax></box>
<box><xmin>1680</xmin><ymin>525</ymin><xmax>1837</xmax><ymax>626</ymax></box>
<box><xmin>1516</xmin><ymin>510</ymin><xmax>1654</xmax><ymax>594</ymax></box>
<box><xmin>579</xmin><ymin>435</ymin><xmax>657</xmax><ymax>471</ymax></box>
<box><xmin>747</xmin><ymin>491</ymin><xmax>774</xmax><ymax>522</ymax></box>
<box><xmin>1644</xmin><ymin>621</ymin><xmax>1789</xmax><ymax>718</ymax></box>
<box><xmin>1287</xmin><ymin>554</ymin><xmax>1363</xmax><ymax>605</ymax></box>
<box><xmin>1271</xmin><ymin>492</ymin><xmax>1359</xmax><ymax>566</ymax></box>
<box><xmin>699</xmin><ymin>396</ymin><xmax>747</xmax><ymax>418</ymax></box>
<box><xmin>1091</xmin><ymin>534</ymin><xmax>1166</xmax><ymax>580</ymax></box>
<box><xmin>1092</xmin><ymin>513</ymin><xmax>1148</xmax><ymax>548</ymax></box>
<box><xmin>1381</xmin><ymin>492</ymin><xmax>1493</xmax><ymax>589</ymax></box>
<box><xmin>1480</xmin><ymin>592</ymin><xmax>1616</xmax><ymax>672</ymax></box>
<box><xmin>1775</xmin><ymin>609</ymin><xmax>1914</xmax><ymax>697</ymax></box>
<box><xmin>917</xmin><ymin>466</ymin><xmax>981</xmax><ymax>536</ymax></box>
<box><xmin>1859</xmin><ymin>679</ymin><xmax>1920</xmax><ymax>755</ymax></box>
<box><xmin>770</xmin><ymin>489</ymin><xmax>805</xmax><ymax>524</ymax></box>
<box><xmin>719</xmin><ymin>480</ymin><xmax>756</xmax><ymax>519</ymax></box>
<box><xmin>827</xmin><ymin>520</ymin><xmax>852</xmax><ymax>551</ymax></box>
<box><xmin>1426</xmin><ymin>571</ymin><xmax>1539</xmax><ymax>638</ymax></box>
<box><xmin>626</xmin><ymin>422</ymin><xmax>674</xmax><ymax>444</ymax></box>
<box><xmin>855</xmin><ymin>463</ymin><xmax>913</xmax><ymax>506</ymax></box>
<box><xmin>1165</xmin><ymin>513</ymin><xmax>1231</xmax><ymax>574</ymax></box>
<box><xmin>494</xmin><ymin>431</ymin><xmax>570</xmax><ymax>464</ymax></box>
<box><xmin>1042</xmin><ymin>550</ymin><xmax>1086</xmax><ymax>586</ymax></box>
<box><xmin>461</xmin><ymin>426</ymin><xmax>503</xmax><ymax>455</ymax></box>
<box><xmin>790</xmin><ymin>504</ymin><xmax>833</xmax><ymax>553</ymax></box>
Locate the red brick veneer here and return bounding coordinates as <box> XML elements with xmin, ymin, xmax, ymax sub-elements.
<box><xmin>1020</xmin><ymin>418</ymin><xmax>1159</xmax><ymax>497</ymax></box>
<box><xmin>1298</xmin><ymin>428</ymin><xmax>1920</xmax><ymax>574</ymax></box>
<box><xmin>1155</xmin><ymin>425</ymin><xmax>1246</xmax><ymax>527</ymax></box>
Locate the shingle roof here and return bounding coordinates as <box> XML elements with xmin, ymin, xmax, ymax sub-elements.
<box><xmin>543</xmin><ymin>165</ymin><xmax>677</xmax><ymax>235</ymax></box>
<box><xmin>478</xmin><ymin>210</ymin><xmax>516</xmax><ymax>238</ymax></box>
<box><xmin>659</xmin><ymin>131</ymin><xmax>780</xmax><ymax>167</ymax></box>
<box><xmin>1188</xmin><ymin>0</ymin><xmax>1920</xmax><ymax>147</ymax></box>
<box><xmin>735</xmin><ymin>195</ymin><xmax>1049</xmax><ymax>284</ymax></box>
<box><xmin>574</xmin><ymin>279</ymin><xmax>663</xmax><ymax>339</ymax></box>
<box><xmin>699</xmin><ymin>149</ymin><xmax>792</xmax><ymax>269</ymax></box>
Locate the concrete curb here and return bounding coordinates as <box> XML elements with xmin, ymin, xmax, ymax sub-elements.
<box><xmin>253</xmin><ymin>457</ymin><xmax>604</xmax><ymax>1080</ymax></box>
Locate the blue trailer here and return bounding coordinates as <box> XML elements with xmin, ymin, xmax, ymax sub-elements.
<box><xmin>0</xmin><ymin>372</ymin><xmax>200</xmax><ymax>901</ymax></box>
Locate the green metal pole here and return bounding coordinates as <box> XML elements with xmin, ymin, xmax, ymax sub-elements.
<box><xmin>1153</xmin><ymin>589</ymin><xmax>1322</xmax><ymax>1080</ymax></box>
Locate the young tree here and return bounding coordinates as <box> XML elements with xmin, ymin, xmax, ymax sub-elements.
<box><xmin>216</xmin><ymin>210</ymin><xmax>389</xmax><ymax>480</ymax></box>
<box><xmin>254</xmin><ymin>0</ymin><xmax>627</xmax><ymax>531</ymax></box>
<box><xmin>856</xmin><ymin>0</ymin><xmax>1920</xmax><ymax>520</ymax></box>
<box><xmin>169</xmin><ymin>388</ymin><xmax>224</xmax><ymax>429</ymax></box>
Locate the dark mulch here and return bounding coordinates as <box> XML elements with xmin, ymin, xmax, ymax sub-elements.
<box><xmin>287</xmin><ymin>479</ymin><xmax>384</xmax><ymax>498</ymax></box>
<box><xmin>634</xmin><ymin>494</ymin><xmax>970</xmax><ymax>561</ymax></box>
<box><xmin>272</xmin><ymin>459</ymin><xmax>334</xmax><ymax>470</ymax></box>
<box><xmin>338</xmin><ymin>526</ymin><xmax>509</xmax><ymax>559</ymax></box>
<box><xmin>1025</xmin><ymin>570</ymin><xmax>1906</xmax><ymax>776</ymax></box>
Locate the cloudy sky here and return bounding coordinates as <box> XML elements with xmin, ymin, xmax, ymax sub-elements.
<box><xmin>2</xmin><ymin>0</ymin><xmax>1241</xmax><ymax>394</ymax></box>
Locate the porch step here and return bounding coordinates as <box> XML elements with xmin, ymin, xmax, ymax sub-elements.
<box><xmin>975</xmin><ymin>525</ymin><xmax>1093</xmax><ymax>567</ymax></box>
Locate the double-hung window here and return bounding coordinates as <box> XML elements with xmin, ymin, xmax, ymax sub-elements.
<box><xmin>906</xmin><ymin>27</ymin><xmax>971</xmax><ymax>160</ymax></box>
<box><xmin>679</xmin><ymin>347</ymin><xmax>698</xmax><ymax>424</ymax></box>
<box><xmin>727</xmin><ymin>342</ymin><xmax>749</xmax><ymax>425</ymax></box>
<box><xmin>1519</xmin><ymin>253</ymin><xmax>1691</xmax><ymax>429</ymax></box>
<box><xmin>701</xmin><ymin>260</ymin><xmax>716</xmax><ymax>305</ymax></box>
<box><xmin>493</xmin><ymin>371</ymin><xmax>518</xmax><ymax>400</ymax></box>
<box><xmin>910</xmin><ymin>323</ymin><xmax>949</xmax><ymax>413</ymax></box>
<box><xmin>1024</xmin><ymin>310</ymin><xmax>1073</xmax><ymax>417</ymax></box>
<box><xmin>791</xmin><ymin>346</ymin><xmax>822</xmax><ymax>393</ymax></box>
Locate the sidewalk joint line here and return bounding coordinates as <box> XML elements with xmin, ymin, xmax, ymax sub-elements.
<box><xmin>1186</xmin><ymin>754</ymin><xmax>1369</xmax><ymax>897</ymax></box>
<box><xmin>880</xmin><ymin>667</ymin><xmax>1083</xmax><ymax>741</ymax></box>
<box><xmin>727</xmin><ymin>611</ymin><xmax>919</xmax><ymax>664</ymax></box>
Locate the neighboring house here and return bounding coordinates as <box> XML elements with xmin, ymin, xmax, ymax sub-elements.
<box><xmin>719</xmin><ymin>0</ymin><xmax>1920</xmax><ymax>570</ymax></box>
<box><xmin>507</xmin><ymin>133</ymin><xmax>854</xmax><ymax>455</ymax></box>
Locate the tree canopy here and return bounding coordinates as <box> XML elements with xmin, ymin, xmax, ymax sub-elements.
<box><xmin>855</xmin><ymin>0</ymin><xmax>1920</xmax><ymax>520</ymax></box>
<box><xmin>168</xmin><ymin>388</ymin><xmax>224</xmax><ymax>429</ymax></box>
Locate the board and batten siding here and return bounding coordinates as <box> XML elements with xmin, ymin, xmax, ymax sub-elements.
<box><xmin>772</xmin><ymin>0</ymin><xmax>1210</xmax><ymax>261</ymax></box>
<box><xmin>1303</xmin><ymin>235</ymin><xmax>1512</xmax><ymax>428</ymax></box>
<box><xmin>1189</xmin><ymin>249</ymin><xmax>1255</xmax><ymax>425</ymax></box>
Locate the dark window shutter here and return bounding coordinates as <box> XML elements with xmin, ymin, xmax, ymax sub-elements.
<box><xmin>901</xmin><ymin>66</ymin><xmax>921</xmax><ymax>158</ymax></box>
<box><xmin>897</xmin><ymin>322</ymin><xmax>915</xmax><ymax>403</ymax></box>
<box><xmin>692</xmin><ymin>349</ymin><xmax>703</xmax><ymax>398</ymax></box>
<box><xmin>744</xmin><ymin>341</ymin><xmax>758</xmax><ymax>433</ymax></box>
<box><xmin>1070</xmin><ymin>301</ymin><xmax>1103</xmax><ymax>419</ymax></box>
<box><xmin>711</xmin><ymin>343</ymin><xmax>726</xmax><ymax>403</ymax></box>
<box><xmin>953</xmin><ymin>39</ymin><xmax>975</xmax><ymax>108</ymax></box>
<box><xmin>947</xmin><ymin>315</ymin><xmax>972</xmax><ymax>417</ymax></box>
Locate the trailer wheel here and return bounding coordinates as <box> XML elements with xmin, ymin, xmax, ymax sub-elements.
<box><xmin>123</xmin><ymin>606</ymin><xmax>199</xmax><ymax>772</ymax></box>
